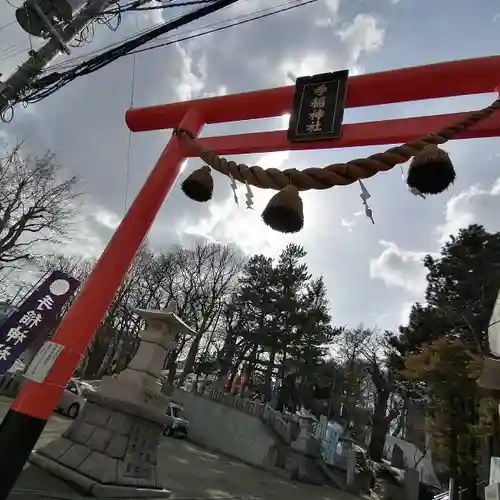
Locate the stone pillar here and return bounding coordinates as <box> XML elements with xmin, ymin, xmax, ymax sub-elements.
<box><xmin>345</xmin><ymin>447</ymin><xmax>356</xmax><ymax>487</ymax></box>
<box><xmin>30</xmin><ymin>304</ymin><xmax>195</xmax><ymax>499</ymax></box>
<box><xmin>291</xmin><ymin>415</ymin><xmax>321</xmax><ymax>457</ymax></box>
<box><xmin>403</xmin><ymin>468</ymin><xmax>419</xmax><ymax>500</ymax></box>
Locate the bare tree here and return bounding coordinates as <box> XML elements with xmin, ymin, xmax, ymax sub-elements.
<box><xmin>336</xmin><ymin>326</ymin><xmax>403</xmax><ymax>461</ymax></box>
<box><xmin>58</xmin><ymin>241</ymin><xmax>242</xmax><ymax>381</ymax></box>
<box><xmin>176</xmin><ymin>241</ymin><xmax>244</xmax><ymax>385</ymax></box>
<box><xmin>0</xmin><ymin>143</ymin><xmax>81</xmax><ymax>268</ymax></box>
<box><xmin>90</xmin><ymin>246</ymin><xmax>159</xmax><ymax>376</ymax></box>
<box><xmin>336</xmin><ymin>326</ymin><xmax>374</xmax><ymax>416</ymax></box>
<box><xmin>37</xmin><ymin>253</ymin><xmax>94</xmax><ymax>280</ymax></box>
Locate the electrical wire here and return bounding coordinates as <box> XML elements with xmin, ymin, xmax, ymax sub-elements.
<box><xmin>68</xmin><ymin>0</ymin><xmax>211</xmax><ymax>47</ymax></box>
<box><xmin>0</xmin><ymin>46</ymin><xmax>28</xmax><ymax>64</ymax></box>
<box><xmin>0</xmin><ymin>20</ymin><xmax>16</xmax><ymax>31</ymax></box>
<box><xmin>69</xmin><ymin>1</ymin><xmax>122</xmax><ymax>48</ymax></box>
<box><xmin>103</xmin><ymin>0</ymin><xmax>218</xmax><ymax>14</ymax></box>
<box><xmin>2</xmin><ymin>0</ymin><xmax>18</xmax><ymax>8</ymax></box>
<box><xmin>5</xmin><ymin>0</ymin><xmax>317</xmax><ymax>117</ymax></box>
<box><xmin>19</xmin><ymin>0</ymin><xmax>242</xmax><ymax>103</ymax></box>
<box><xmin>44</xmin><ymin>0</ymin><xmax>305</xmax><ymax>73</ymax></box>
<box><xmin>123</xmin><ymin>8</ymin><xmax>141</xmax><ymax>215</ymax></box>
<box><xmin>130</xmin><ymin>0</ymin><xmax>317</xmax><ymax>55</ymax></box>
<box><xmin>0</xmin><ymin>1</ymin><xmax>121</xmax><ymax>65</ymax></box>
<box><xmin>0</xmin><ymin>43</ymin><xmax>17</xmax><ymax>57</ymax></box>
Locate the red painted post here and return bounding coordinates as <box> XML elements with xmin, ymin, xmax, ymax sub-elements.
<box><xmin>0</xmin><ymin>107</ymin><xmax>204</xmax><ymax>498</ymax></box>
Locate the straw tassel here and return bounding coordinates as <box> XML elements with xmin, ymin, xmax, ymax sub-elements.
<box><xmin>261</xmin><ymin>184</ymin><xmax>304</xmax><ymax>233</ymax></box>
<box><xmin>181</xmin><ymin>165</ymin><xmax>214</xmax><ymax>202</ymax></box>
<box><xmin>407</xmin><ymin>145</ymin><xmax>456</xmax><ymax>195</ymax></box>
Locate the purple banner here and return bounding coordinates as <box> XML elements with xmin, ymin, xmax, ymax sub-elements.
<box><xmin>0</xmin><ymin>270</ymin><xmax>80</xmax><ymax>375</ymax></box>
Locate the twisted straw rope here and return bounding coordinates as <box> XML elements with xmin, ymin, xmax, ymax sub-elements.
<box><xmin>177</xmin><ymin>98</ymin><xmax>500</xmax><ymax>191</ymax></box>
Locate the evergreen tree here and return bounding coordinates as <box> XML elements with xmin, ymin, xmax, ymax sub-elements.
<box><xmin>389</xmin><ymin>224</ymin><xmax>500</xmax><ymax>500</ymax></box>
<box><xmin>220</xmin><ymin>243</ymin><xmax>336</xmax><ymax>403</ymax></box>
<box><xmin>391</xmin><ymin>224</ymin><xmax>500</xmax><ymax>362</ymax></box>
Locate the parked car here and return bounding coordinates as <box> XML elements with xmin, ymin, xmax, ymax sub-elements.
<box><xmin>56</xmin><ymin>378</ymin><xmax>87</xmax><ymax>418</ymax></box>
<box><xmin>163</xmin><ymin>402</ymin><xmax>189</xmax><ymax>438</ymax></box>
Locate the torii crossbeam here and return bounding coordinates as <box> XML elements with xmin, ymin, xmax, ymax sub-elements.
<box><xmin>0</xmin><ymin>54</ymin><xmax>499</xmax><ymax>496</ymax></box>
<box><xmin>126</xmin><ymin>55</ymin><xmax>500</xmax><ymax>153</ymax></box>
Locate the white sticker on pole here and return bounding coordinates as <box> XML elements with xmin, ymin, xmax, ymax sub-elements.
<box><xmin>24</xmin><ymin>341</ymin><xmax>64</xmax><ymax>383</ymax></box>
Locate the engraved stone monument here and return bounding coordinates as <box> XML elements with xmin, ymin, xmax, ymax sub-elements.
<box><xmin>30</xmin><ymin>303</ymin><xmax>195</xmax><ymax>498</ymax></box>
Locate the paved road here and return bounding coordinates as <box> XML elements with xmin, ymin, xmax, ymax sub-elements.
<box><xmin>0</xmin><ymin>399</ymin><xmax>360</xmax><ymax>500</ymax></box>
<box><xmin>0</xmin><ymin>397</ymin><xmax>72</xmax><ymax>451</ymax></box>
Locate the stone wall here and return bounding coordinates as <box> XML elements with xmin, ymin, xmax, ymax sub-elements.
<box><xmin>187</xmin><ymin>386</ymin><xmax>298</xmax><ymax>444</ymax></box>
<box><xmin>173</xmin><ymin>388</ymin><xmax>278</xmax><ymax>468</ymax></box>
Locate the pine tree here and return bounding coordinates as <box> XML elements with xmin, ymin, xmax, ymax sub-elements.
<box><xmin>389</xmin><ymin>224</ymin><xmax>500</xmax><ymax>500</ymax></box>
<box><xmin>391</xmin><ymin>224</ymin><xmax>500</xmax><ymax>361</ymax></box>
<box><xmin>220</xmin><ymin>243</ymin><xmax>336</xmax><ymax>404</ymax></box>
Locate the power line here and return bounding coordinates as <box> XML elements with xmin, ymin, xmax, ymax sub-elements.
<box><xmin>2</xmin><ymin>0</ymin><xmax>19</xmax><ymax>8</ymax></box>
<box><xmin>45</xmin><ymin>0</ymin><xmax>308</xmax><ymax>74</ymax></box>
<box><xmin>21</xmin><ymin>0</ymin><xmax>241</xmax><ymax>100</ymax></box>
<box><xmin>24</xmin><ymin>0</ymin><xmax>316</xmax><ymax>102</ymax></box>
<box><xmin>103</xmin><ymin>0</ymin><xmax>218</xmax><ymax>15</ymax></box>
<box><xmin>0</xmin><ymin>21</ymin><xmax>16</xmax><ymax>31</ymax></box>
<box><xmin>130</xmin><ymin>0</ymin><xmax>317</xmax><ymax>55</ymax></box>
<box><xmin>0</xmin><ymin>0</ymin><xmax>242</xmax><ymax>119</ymax></box>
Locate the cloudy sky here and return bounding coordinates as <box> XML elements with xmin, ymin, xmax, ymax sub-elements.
<box><xmin>0</xmin><ymin>0</ymin><xmax>499</xmax><ymax>332</ymax></box>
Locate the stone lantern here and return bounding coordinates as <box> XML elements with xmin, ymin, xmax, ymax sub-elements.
<box><xmin>30</xmin><ymin>303</ymin><xmax>195</xmax><ymax>499</ymax></box>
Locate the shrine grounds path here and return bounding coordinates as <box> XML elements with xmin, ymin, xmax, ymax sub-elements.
<box><xmin>0</xmin><ymin>398</ymin><xmax>361</xmax><ymax>500</ymax></box>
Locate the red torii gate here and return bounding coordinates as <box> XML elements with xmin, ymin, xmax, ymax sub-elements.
<box><xmin>127</xmin><ymin>56</ymin><xmax>500</xmax><ymax>153</ymax></box>
<box><xmin>1</xmin><ymin>54</ymin><xmax>500</xmax><ymax>495</ymax></box>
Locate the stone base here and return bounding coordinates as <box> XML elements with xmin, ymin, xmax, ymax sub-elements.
<box><xmin>31</xmin><ymin>453</ymin><xmax>171</xmax><ymax>498</ymax></box>
<box><xmin>30</xmin><ymin>390</ymin><xmax>171</xmax><ymax>498</ymax></box>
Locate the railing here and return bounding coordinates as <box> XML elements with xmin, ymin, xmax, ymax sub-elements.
<box><xmin>433</xmin><ymin>481</ymin><xmax>487</xmax><ymax>500</ymax></box>
<box><xmin>193</xmin><ymin>386</ymin><xmax>266</xmax><ymax>416</ymax></box>
<box><xmin>262</xmin><ymin>404</ymin><xmax>294</xmax><ymax>444</ymax></box>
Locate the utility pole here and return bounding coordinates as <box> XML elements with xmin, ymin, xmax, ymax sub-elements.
<box><xmin>0</xmin><ymin>0</ymin><xmax>112</xmax><ymax>117</ymax></box>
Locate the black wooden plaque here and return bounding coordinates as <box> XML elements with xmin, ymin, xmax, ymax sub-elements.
<box><xmin>287</xmin><ymin>69</ymin><xmax>348</xmax><ymax>143</ymax></box>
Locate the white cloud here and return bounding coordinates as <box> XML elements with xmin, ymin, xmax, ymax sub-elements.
<box><xmin>182</xmin><ymin>195</ymin><xmax>292</xmax><ymax>258</ymax></box>
<box><xmin>437</xmin><ymin>178</ymin><xmax>500</xmax><ymax>245</ymax></box>
<box><xmin>369</xmin><ymin>240</ymin><xmax>428</xmax><ymax>295</ymax></box>
<box><xmin>325</xmin><ymin>0</ymin><xmax>341</xmax><ymax>13</ymax></box>
<box><xmin>337</xmin><ymin>13</ymin><xmax>385</xmax><ymax>67</ymax></box>
<box><xmin>94</xmin><ymin>209</ymin><xmax>121</xmax><ymax>231</ymax></box>
<box><xmin>340</xmin><ymin>218</ymin><xmax>356</xmax><ymax>232</ymax></box>
<box><xmin>280</xmin><ymin>13</ymin><xmax>385</xmax><ymax>81</ymax></box>
<box><xmin>399</xmin><ymin>301</ymin><xmax>414</xmax><ymax>326</ymax></box>
<box><xmin>340</xmin><ymin>211</ymin><xmax>364</xmax><ymax>232</ymax></box>
<box><xmin>182</xmin><ymin>151</ymin><xmax>294</xmax><ymax>257</ymax></box>
<box><xmin>280</xmin><ymin>53</ymin><xmax>330</xmax><ymax>81</ymax></box>
<box><xmin>175</xmin><ymin>44</ymin><xmax>206</xmax><ymax>101</ymax></box>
